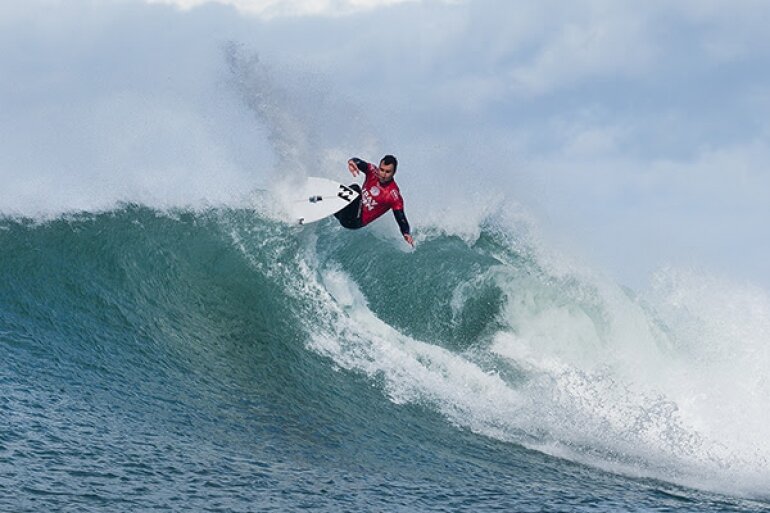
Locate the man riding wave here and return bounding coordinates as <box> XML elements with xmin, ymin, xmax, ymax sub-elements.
<box><xmin>334</xmin><ymin>154</ymin><xmax>414</xmax><ymax>247</ymax></box>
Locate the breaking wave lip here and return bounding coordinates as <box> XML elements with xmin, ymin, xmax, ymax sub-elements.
<box><xmin>3</xmin><ymin>205</ymin><xmax>770</xmax><ymax>502</ymax></box>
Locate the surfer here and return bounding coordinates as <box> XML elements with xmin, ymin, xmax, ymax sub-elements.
<box><xmin>334</xmin><ymin>155</ymin><xmax>414</xmax><ymax>247</ymax></box>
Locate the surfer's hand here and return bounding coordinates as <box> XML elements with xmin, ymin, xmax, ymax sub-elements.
<box><xmin>348</xmin><ymin>160</ymin><xmax>359</xmax><ymax>177</ymax></box>
<box><xmin>403</xmin><ymin>233</ymin><xmax>414</xmax><ymax>248</ymax></box>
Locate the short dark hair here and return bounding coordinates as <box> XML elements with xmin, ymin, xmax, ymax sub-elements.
<box><xmin>380</xmin><ymin>154</ymin><xmax>398</xmax><ymax>172</ymax></box>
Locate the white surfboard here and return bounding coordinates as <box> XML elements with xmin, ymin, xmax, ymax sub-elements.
<box><xmin>290</xmin><ymin>177</ymin><xmax>359</xmax><ymax>225</ymax></box>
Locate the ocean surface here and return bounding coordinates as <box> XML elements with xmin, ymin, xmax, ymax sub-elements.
<box><xmin>2</xmin><ymin>205</ymin><xmax>769</xmax><ymax>512</ymax></box>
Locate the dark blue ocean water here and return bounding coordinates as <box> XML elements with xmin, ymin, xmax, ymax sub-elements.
<box><xmin>1</xmin><ymin>207</ymin><xmax>768</xmax><ymax>512</ymax></box>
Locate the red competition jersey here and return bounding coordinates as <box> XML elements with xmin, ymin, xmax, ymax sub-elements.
<box><xmin>359</xmin><ymin>162</ymin><xmax>405</xmax><ymax>227</ymax></box>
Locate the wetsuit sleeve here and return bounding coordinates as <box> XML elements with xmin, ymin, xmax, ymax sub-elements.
<box><xmin>393</xmin><ymin>209</ymin><xmax>410</xmax><ymax>235</ymax></box>
<box><xmin>350</xmin><ymin>158</ymin><xmax>371</xmax><ymax>175</ymax></box>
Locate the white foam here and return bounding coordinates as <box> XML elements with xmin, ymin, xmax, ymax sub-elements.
<box><xmin>307</xmin><ymin>267</ymin><xmax>525</xmax><ymax>437</ymax></box>
<box><xmin>297</xmin><ymin>232</ymin><xmax>770</xmax><ymax>497</ymax></box>
<box><xmin>485</xmin><ymin>259</ymin><xmax>770</xmax><ymax>495</ymax></box>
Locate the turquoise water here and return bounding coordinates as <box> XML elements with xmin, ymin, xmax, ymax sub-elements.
<box><xmin>1</xmin><ymin>206</ymin><xmax>769</xmax><ymax>512</ymax></box>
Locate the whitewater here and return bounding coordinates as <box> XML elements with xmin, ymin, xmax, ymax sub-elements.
<box><xmin>3</xmin><ymin>2</ymin><xmax>770</xmax><ymax>511</ymax></box>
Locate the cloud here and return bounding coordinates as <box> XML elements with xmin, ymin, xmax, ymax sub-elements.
<box><xmin>144</xmin><ymin>0</ymin><xmax>430</xmax><ymax>18</ymax></box>
<box><xmin>507</xmin><ymin>5</ymin><xmax>658</xmax><ymax>96</ymax></box>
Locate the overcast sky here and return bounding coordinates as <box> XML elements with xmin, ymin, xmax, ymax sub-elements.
<box><xmin>2</xmin><ymin>0</ymin><xmax>770</xmax><ymax>288</ymax></box>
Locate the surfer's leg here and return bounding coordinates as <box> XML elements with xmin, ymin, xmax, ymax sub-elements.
<box><xmin>334</xmin><ymin>184</ymin><xmax>363</xmax><ymax>229</ymax></box>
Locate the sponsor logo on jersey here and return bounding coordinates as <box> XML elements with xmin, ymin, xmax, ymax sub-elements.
<box><xmin>362</xmin><ymin>190</ymin><xmax>378</xmax><ymax>211</ymax></box>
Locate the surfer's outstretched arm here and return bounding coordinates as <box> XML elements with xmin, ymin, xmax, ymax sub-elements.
<box><xmin>347</xmin><ymin>158</ymin><xmax>370</xmax><ymax>178</ymax></box>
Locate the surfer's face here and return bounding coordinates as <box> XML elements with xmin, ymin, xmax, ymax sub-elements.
<box><xmin>377</xmin><ymin>162</ymin><xmax>396</xmax><ymax>183</ymax></box>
